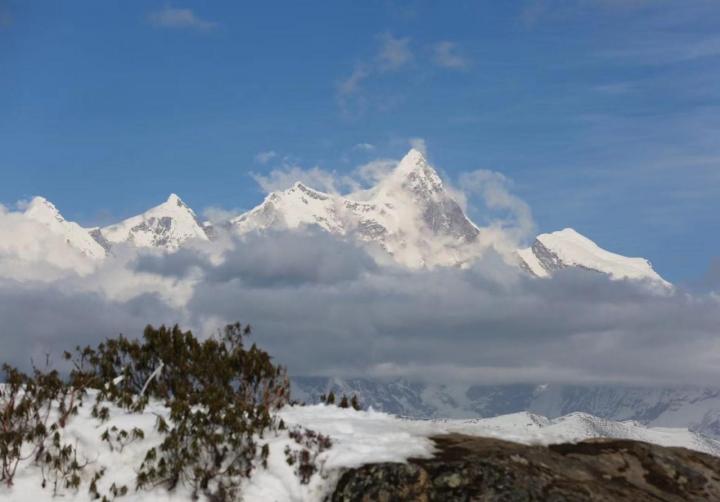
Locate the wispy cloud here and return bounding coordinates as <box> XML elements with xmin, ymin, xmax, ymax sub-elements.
<box><xmin>432</xmin><ymin>41</ymin><xmax>469</xmax><ymax>69</ymax></box>
<box><xmin>147</xmin><ymin>7</ymin><xmax>217</xmax><ymax>31</ymax></box>
<box><xmin>408</xmin><ymin>137</ymin><xmax>427</xmax><ymax>156</ymax></box>
<box><xmin>376</xmin><ymin>33</ymin><xmax>413</xmax><ymax>70</ymax></box>
<box><xmin>338</xmin><ymin>64</ymin><xmax>371</xmax><ymax>97</ymax></box>
<box><xmin>338</xmin><ymin>34</ymin><xmax>414</xmax><ymax>97</ymax></box>
<box><xmin>599</xmin><ymin>36</ymin><xmax>720</xmax><ymax>65</ymax></box>
<box><xmin>201</xmin><ymin>206</ymin><xmax>245</xmax><ymax>224</ymax></box>
<box><xmin>460</xmin><ymin>170</ymin><xmax>535</xmax><ymax>241</ymax></box>
<box><xmin>4</xmin><ymin>220</ymin><xmax>719</xmax><ymax>386</ymax></box>
<box><xmin>251</xmin><ymin>164</ymin><xmax>357</xmax><ymax>195</ymax></box>
<box><xmin>354</xmin><ymin>158</ymin><xmax>397</xmax><ymax>184</ymax></box>
<box><xmin>521</xmin><ymin>0</ymin><xmax>654</xmax><ymax>26</ymax></box>
<box><xmin>352</xmin><ymin>143</ymin><xmax>376</xmax><ymax>152</ymax></box>
<box><xmin>336</xmin><ymin>33</ymin><xmax>415</xmax><ymax>115</ymax></box>
<box><xmin>337</xmin><ymin>35</ymin><xmax>471</xmax><ymax>115</ymax></box>
<box><xmin>254</xmin><ymin>150</ymin><xmax>278</xmax><ymax>165</ymax></box>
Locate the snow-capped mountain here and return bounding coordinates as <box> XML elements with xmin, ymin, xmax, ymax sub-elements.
<box><xmin>97</xmin><ymin>194</ymin><xmax>209</xmax><ymax>251</ymax></box>
<box><xmin>15</xmin><ymin>149</ymin><xmax>667</xmax><ymax>284</ymax></box>
<box><xmin>230</xmin><ymin>149</ymin><xmax>668</xmax><ymax>283</ymax></box>
<box><xmin>23</xmin><ymin>196</ymin><xmax>106</xmax><ymax>259</ymax></box>
<box><xmin>292</xmin><ymin>378</ymin><xmax>720</xmax><ymax>439</ymax></box>
<box><xmin>231</xmin><ymin>149</ymin><xmax>483</xmax><ymax>268</ymax></box>
<box><xmin>518</xmin><ymin>228</ymin><xmax>669</xmax><ymax>286</ymax></box>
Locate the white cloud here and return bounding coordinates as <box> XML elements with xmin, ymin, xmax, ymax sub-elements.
<box><xmin>377</xmin><ymin>33</ymin><xmax>413</xmax><ymax>70</ymax></box>
<box><xmin>337</xmin><ymin>35</ymin><xmax>474</xmax><ymax>115</ymax></box>
<box><xmin>251</xmin><ymin>165</ymin><xmax>354</xmax><ymax>194</ymax></box>
<box><xmin>254</xmin><ymin>150</ymin><xmax>278</xmax><ymax>164</ymax></box>
<box><xmin>0</xmin><ymin>205</ymin><xmax>97</xmax><ymax>281</ymax></box>
<box><xmin>432</xmin><ymin>41</ymin><xmax>469</xmax><ymax>69</ymax></box>
<box><xmin>521</xmin><ymin>0</ymin><xmax>654</xmax><ymax>26</ymax></box>
<box><xmin>460</xmin><ymin>169</ymin><xmax>535</xmax><ymax>244</ymax></box>
<box><xmin>338</xmin><ymin>64</ymin><xmax>371</xmax><ymax>97</ymax></box>
<box><xmin>408</xmin><ymin>137</ymin><xmax>427</xmax><ymax>156</ymax></box>
<box><xmin>147</xmin><ymin>7</ymin><xmax>217</xmax><ymax>30</ymax></box>
<box><xmin>2</xmin><ymin>184</ymin><xmax>720</xmax><ymax>387</ymax></box>
<box><xmin>337</xmin><ymin>33</ymin><xmax>413</xmax><ymax>107</ymax></box>
<box><xmin>352</xmin><ymin>143</ymin><xmax>376</xmax><ymax>152</ymax></box>
<box><xmin>4</xmin><ymin>225</ymin><xmax>713</xmax><ymax>386</ymax></box>
<box><xmin>354</xmin><ymin>158</ymin><xmax>397</xmax><ymax>184</ymax></box>
<box><xmin>201</xmin><ymin>206</ymin><xmax>245</xmax><ymax>224</ymax></box>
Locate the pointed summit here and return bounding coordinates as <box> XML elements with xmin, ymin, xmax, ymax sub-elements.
<box><xmin>379</xmin><ymin>148</ymin><xmax>445</xmax><ymax>200</ymax></box>
<box><xmin>23</xmin><ymin>196</ymin><xmax>105</xmax><ymax>259</ymax></box>
<box><xmin>393</xmin><ymin>148</ymin><xmax>433</xmax><ymax>177</ymax></box>
<box><xmin>24</xmin><ymin>196</ymin><xmax>64</xmax><ymax>224</ymax></box>
<box><xmin>166</xmin><ymin>193</ymin><xmax>184</xmax><ymax>205</ymax></box>
<box><xmin>99</xmin><ymin>194</ymin><xmax>208</xmax><ymax>250</ymax></box>
<box><xmin>518</xmin><ymin>227</ymin><xmax>670</xmax><ymax>287</ymax></box>
<box><xmin>232</xmin><ymin>147</ymin><xmax>481</xmax><ymax>268</ymax></box>
<box><xmin>399</xmin><ymin>147</ymin><xmax>427</xmax><ymax>166</ymax></box>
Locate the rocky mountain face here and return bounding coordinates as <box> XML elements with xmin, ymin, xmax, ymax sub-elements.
<box><xmin>331</xmin><ymin>434</ymin><xmax>720</xmax><ymax>501</ymax></box>
<box><xmin>229</xmin><ymin>149</ymin><xmax>668</xmax><ymax>281</ymax></box>
<box><xmin>517</xmin><ymin>227</ymin><xmax>670</xmax><ymax>286</ymax></box>
<box><xmin>97</xmin><ymin>193</ymin><xmax>209</xmax><ymax>251</ymax></box>
<box><xmin>232</xmin><ymin>149</ymin><xmax>483</xmax><ymax>268</ymax></box>
<box><xmin>291</xmin><ymin>378</ymin><xmax>720</xmax><ymax>439</ymax></box>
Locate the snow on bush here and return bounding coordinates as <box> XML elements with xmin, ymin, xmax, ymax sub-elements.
<box><xmin>0</xmin><ymin>323</ymin><xmax>331</xmax><ymax>501</ymax></box>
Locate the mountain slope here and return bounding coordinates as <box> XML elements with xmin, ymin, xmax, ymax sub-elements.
<box><xmin>233</xmin><ymin>149</ymin><xmax>668</xmax><ymax>280</ymax></box>
<box><xmin>518</xmin><ymin>228</ymin><xmax>669</xmax><ymax>286</ymax></box>
<box><xmin>11</xmin><ymin>151</ymin><xmax>669</xmax><ymax>284</ymax></box>
<box><xmin>98</xmin><ymin>194</ymin><xmax>209</xmax><ymax>251</ymax></box>
<box><xmin>232</xmin><ymin>149</ymin><xmax>484</xmax><ymax>268</ymax></box>
<box><xmin>292</xmin><ymin>378</ymin><xmax>720</xmax><ymax>439</ymax></box>
<box><xmin>23</xmin><ymin>196</ymin><xmax>106</xmax><ymax>259</ymax></box>
<box><xmin>2</xmin><ymin>397</ymin><xmax>718</xmax><ymax>502</ymax></box>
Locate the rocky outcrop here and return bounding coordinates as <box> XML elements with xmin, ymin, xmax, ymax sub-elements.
<box><xmin>330</xmin><ymin>434</ymin><xmax>720</xmax><ymax>501</ymax></box>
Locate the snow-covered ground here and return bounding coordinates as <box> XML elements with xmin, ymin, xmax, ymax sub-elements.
<box><xmin>2</xmin><ymin>394</ymin><xmax>719</xmax><ymax>502</ymax></box>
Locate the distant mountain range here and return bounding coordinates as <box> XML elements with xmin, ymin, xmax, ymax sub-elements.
<box><xmin>16</xmin><ymin>149</ymin><xmax>707</xmax><ymax>436</ymax></box>
<box><xmin>291</xmin><ymin>377</ymin><xmax>720</xmax><ymax>439</ymax></box>
<box><xmin>21</xmin><ymin>149</ymin><xmax>669</xmax><ymax>286</ymax></box>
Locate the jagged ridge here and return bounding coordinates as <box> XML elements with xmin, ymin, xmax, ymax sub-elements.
<box><xmin>16</xmin><ymin>149</ymin><xmax>668</xmax><ymax>285</ymax></box>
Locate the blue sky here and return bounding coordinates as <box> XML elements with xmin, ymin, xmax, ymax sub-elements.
<box><xmin>1</xmin><ymin>0</ymin><xmax>719</xmax><ymax>282</ymax></box>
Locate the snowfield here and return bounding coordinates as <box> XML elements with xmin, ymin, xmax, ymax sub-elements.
<box><xmin>2</xmin><ymin>393</ymin><xmax>719</xmax><ymax>502</ymax></box>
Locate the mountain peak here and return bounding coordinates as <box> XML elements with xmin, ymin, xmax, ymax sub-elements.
<box><xmin>396</xmin><ymin>148</ymin><xmax>429</xmax><ymax>174</ymax></box>
<box><xmin>99</xmin><ymin>194</ymin><xmax>208</xmax><ymax>250</ymax></box>
<box><xmin>379</xmin><ymin>148</ymin><xmax>444</xmax><ymax>200</ymax></box>
<box><xmin>166</xmin><ymin>193</ymin><xmax>184</xmax><ymax>206</ymax></box>
<box><xmin>22</xmin><ymin>196</ymin><xmax>106</xmax><ymax>259</ymax></box>
<box><xmin>290</xmin><ymin>181</ymin><xmax>312</xmax><ymax>192</ymax></box>
<box><xmin>519</xmin><ymin>227</ymin><xmax>670</xmax><ymax>287</ymax></box>
<box><xmin>24</xmin><ymin>196</ymin><xmax>64</xmax><ymax>224</ymax></box>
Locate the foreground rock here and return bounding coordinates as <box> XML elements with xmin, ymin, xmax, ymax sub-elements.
<box><xmin>330</xmin><ymin>433</ymin><xmax>720</xmax><ymax>501</ymax></box>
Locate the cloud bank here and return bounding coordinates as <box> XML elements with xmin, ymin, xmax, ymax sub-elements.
<box><xmin>1</xmin><ymin>206</ymin><xmax>719</xmax><ymax>386</ymax></box>
<box><xmin>1</xmin><ymin>154</ymin><xmax>717</xmax><ymax>385</ymax></box>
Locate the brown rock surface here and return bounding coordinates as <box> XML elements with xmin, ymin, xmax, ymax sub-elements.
<box><xmin>330</xmin><ymin>433</ymin><xmax>720</xmax><ymax>501</ymax></box>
